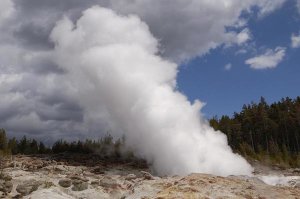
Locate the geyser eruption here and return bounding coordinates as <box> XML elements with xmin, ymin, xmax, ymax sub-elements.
<box><xmin>50</xmin><ymin>6</ymin><xmax>253</xmax><ymax>176</ymax></box>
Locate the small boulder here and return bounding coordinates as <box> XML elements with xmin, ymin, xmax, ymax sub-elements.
<box><xmin>91</xmin><ymin>166</ymin><xmax>105</xmax><ymax>175</ymax></box>
<box><xmin>91</xmin><ymin>180</ymin><xmax>100</xmax><ymax>187</ymax></box>
<box><xmin>140</xmin><ymin>171</ymin><xmax>154</xmax><ymax>180</ymax></box>
<box><xmin>125</xmin><ymin>174</ymin><xmax>137</xmax><ymax>181</ymax></box>
<box><xmin>54</xmin><ymin>165</ymin><xmax>67</xmax><ymax>172</ymax></box>
<box><xmin>294</xmin><ymin>182</ymin><xmax>300</xmax><ymax>188</ymax></box>
<box><xmin>68</xmin><ymin>174</ymin><xmax>89</xmax><ymax>182</ymax></box>
<box><xmin>58</xmin><ymin>179</ymin><xmax>72</xmax><ymax>188</ymax></box>
<box><xmin>288</xmin><ymin>179</ymin><xmax>300</xmax><ymax>188</ymax></box>
<box><xmin>72</xmin><ymin>182</ymin><xmax>88</xmax><ymax>191</ymax></box>
<box><xmin>100</xmin><ymin>177</ymin><xmax>120</xmax><ymax>189</ymax></box>
<box><xmin>16</xmin><ymin>179</ymin><xmax>41</xmax><ymax>196</ymax></box>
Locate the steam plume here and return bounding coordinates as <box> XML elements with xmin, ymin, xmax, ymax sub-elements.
<box><xmin>50</xmin><ymin>6</ymin><xmax>253</xmax><ymax>176</ymax></box>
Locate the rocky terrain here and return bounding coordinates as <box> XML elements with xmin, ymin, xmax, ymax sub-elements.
<box><xmin>0</xmin><ymin>154</ymin><xmax>300</xmax><ymax>199</ymax></box>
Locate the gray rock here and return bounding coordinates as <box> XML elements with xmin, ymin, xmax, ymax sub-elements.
<box><xmin>0</xmin><ymin>180</ymin><xmax>13</xmax><ymax>193</ymax></box>
<box><xmin>0</xmin><ymin>172</ymin><xmax>13</xmax><ymax>194</ymax></box>
<box><xmin>72</xmin><ymin>182</ymin><xmax>88</xmax><ymax>191</ymax></box>
<box><xmin>58</xmin><ymin>179</ymin><xmax>72</xmax><ymax>188</ymax></box>
<box><xmin>293</xmin><ymin>168</ymin><xmax>300</xmax><ymax>173</ymax></box>
<box><xmin>295</xmin><ymin>181</ymin><xmax>300</xmax><ymax>188</ymax></box>
<box><xmin>125</xmin><ymin>174</ymin><xmax>137</xmax><ymax>181</ymax></box>
<box><xmin>0</xmin><ymin>173</ymin><xmax>12</xmax><ymax>181</ymax></box>
<box><xmin>141</xmin><ymin>171</ymin><xmax>154</xmax><ymax>180</ymax></box>
<box><xmin>100</xmin><ymin>178</ymin><xmax>120</xmax><ymax>188</ymax></box>
<box><xmin>68</xmin><ymin>175</ymin><xmax>89</xmax><ymax>182</ymax></box>
<box><xmin>91</xmin><ymin>180</ymin><xmax>100</xmax><ymax>187</ymax></box>
<box><xmin>91</xmin><ymin>166</ymin><xmax>105</xmax><ymax>174</ymax></box>
<box><xmin>54</xmin><ymin>165</ymin><xmax>67</xmax><ymax>172</ymax></box>
<box><xmin>288</xmin><ymin>179</ymin><xmax>300</xmax><ymax>188</ymax></box>
<box><xmin>16</xmin><ymin>180</ymin><xmax>41</xmax><ymax>195</ymax></box>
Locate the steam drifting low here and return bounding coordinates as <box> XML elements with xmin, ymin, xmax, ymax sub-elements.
<box><xmin>49</xmin><ymin>6</ymin><xmax>253</xmax><ymax>176</ymax></box>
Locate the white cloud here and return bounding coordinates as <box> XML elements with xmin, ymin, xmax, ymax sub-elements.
<box><xmin>0</xmin><ymin>0</ymin><xmax>287</xmax><ymax>63</ymax></box>
<box><xmin>110</xmin><ymin>0</ymin><xmax>286</xmax><ymax>62</ymax></box>
<box><xmin>297</xmin><ymin>0</ymin><xmax>300</xmax><ymax>13</ymax></box>
<box><xmin>235</xmin><ymin>49</ymin><xmax>248</xmax><ymax>55</ymax></box>
<box><xmin>236</xmin><ymin>28</ymin><xmax>251</xmax><ymax>45</ymax></box>
<box><xmin>0</xmin><ymin>0</ymin><xmax>14</xmax><ymax>25</ymax></box>
<box><xmin>291</xmin><ymin>33</ymin><xmax>300</xmax><ymax>48</ymax></box>
<box><xmin>255</xmin><ymin>0</ymin><xmax>287</xmax><ymax>16</ymax></box>
<box><xmin>245</xmin><ymin>47</ymin><xmax>286</xmax><ymax>69</ymax></box>
<box><xmin>224</xmin><ymin>63</ymin><xmax>232</xmax><ymax>71</ymax></box>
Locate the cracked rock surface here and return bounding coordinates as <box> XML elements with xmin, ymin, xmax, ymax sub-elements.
<box><xmin>0</xmin><ymin>154</ymin><xmax>299</xmax><ymax>199</ymax></box>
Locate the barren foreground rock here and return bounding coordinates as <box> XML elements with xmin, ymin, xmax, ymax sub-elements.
<box><xmin>0</xmin><ymin>154</ymin><xmax>299</xmax><ymax>198</ymax></box>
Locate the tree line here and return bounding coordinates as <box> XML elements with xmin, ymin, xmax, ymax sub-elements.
<box><xmin>209</xmin><ymin>96</ymin><xmax>300</xmax><ymax>167</ymax></box>
<box><xmin>1</xmin><ymin>96</ymin><xmax>300</xmax><ymax>167</ymax></box>
<box><xmin>0</xmin><ymin>130</ymin><xmax>130</xmax><ymax>160</ymax></box>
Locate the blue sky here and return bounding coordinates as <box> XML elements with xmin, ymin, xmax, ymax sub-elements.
<box><xmin>178</xmin><ymin>0</ymin><xmax>300</xmax><ymax>118</ymax></box>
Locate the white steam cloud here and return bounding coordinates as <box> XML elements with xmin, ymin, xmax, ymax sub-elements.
<box><xmin>50</xmin><ymin>6</ymin><xmax>252</xmax><ymax>176</ymax></box>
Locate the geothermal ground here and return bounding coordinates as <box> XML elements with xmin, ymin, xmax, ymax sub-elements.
<box><xmin>0</xmin><ymin>154</ymin><xmax>300</xmax><ymax>199</ymax></box>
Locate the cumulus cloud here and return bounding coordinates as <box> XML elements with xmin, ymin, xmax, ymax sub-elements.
<box><xmin>297</xmin><ymin>0</ymin><xmax>300</xmax><ymax>13</ymax></box>
<box><xmin>0</xmin><ymin>0</ymin><xmax>286</xmax><ymax>63</ymax></box>
<box><xmin>236</xmin><ymin>28</ymin><xmax>251</xmax><ymax>45</ymax></box>
<box><xmin>110</xmin><ymin>0</ymin><xmax>245</xmax><ymax>61</ymax></box>
<box><xmin>110</xmin><ymin>0</ymin><xmax>286</xmax><ymax>61</ymax></box>
<box><xmin>245</xmin><ymin>47</ymin><xmax>286</xmax><ymax>69</ymax></box>
<box><xmin>291</xmin><ymin>33</ymin><xmax>300</xmax><ymax>48</ymax></box>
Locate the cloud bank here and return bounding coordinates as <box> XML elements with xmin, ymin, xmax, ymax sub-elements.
<box><xmin>109</xmin><ymin>0</ymin><xmax>287</xmax><ymax>62</ymax></box>
<box><xmin>1</xmin><ymin>0</ymin><xmax>288</xmax><ymax>62</ymax></box>
<box><xmin>0</xmin><ymin>0</ymin><xmax>14</xmax><ymax>24</ymax></box>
